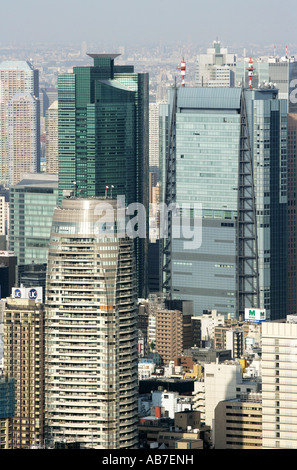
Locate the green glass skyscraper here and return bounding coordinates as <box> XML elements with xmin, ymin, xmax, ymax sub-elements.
<box><xmin>58</xmin><ymin>54</ymin><xmax>149</xmax><ymax>297</ymax></box>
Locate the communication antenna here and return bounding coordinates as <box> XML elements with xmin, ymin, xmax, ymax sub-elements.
<box><xmin>177</xmin><ymin>57</ymin><xmax>186</xmax><ymax>87</ymax></box>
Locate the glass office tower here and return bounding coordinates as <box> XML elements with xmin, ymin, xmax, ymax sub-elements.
<box><xmin>58</xmin><ymin>54</ymin><xmax>149</xmax><ymax>297</ymax></box>
<box><xmin>9</xmin><ymin>173</ymin><xmax>58</xmax><ymax>265</ymax></box>
<box><xmin>160</xmin><ymin>86</ymin><xmax>287</xmax><ymax>321</ymax></box>
<box><xmin>44</xmin><ymin>198</ymin><xmax>138</xmax><ymax>449</ymax></box>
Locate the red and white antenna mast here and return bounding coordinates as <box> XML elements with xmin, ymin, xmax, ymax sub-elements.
<box><xmin>247</xmin><ymin>57</ymin><xmax>254</xmax><ymax>89</ymax></box>
<box><xmin>177</xmin><ymin>57</ymin><xmax>186</xmax><ymax>87</ymax></box>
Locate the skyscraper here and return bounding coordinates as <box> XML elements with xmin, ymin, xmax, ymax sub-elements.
<box><xmin>0</xmin><ymin>61</ymin><xmax>40</xmax><ymax>186</ymax></box>
<box><xmin>58</xmin><ymin>53</ymin><xmax>149</xmax><ymax>298</ymax></box>
<box><xmin>9</xmin><ymin>173</ymin><xmax>58</xmax><ymax>265</ymax></box>
<box><xmin>45</xmin><ymin>100</ymin><xmax>58</xmax><ymax>174</ymax></box>
<box><xmin>149</xmin><ymin>101</ymin><xmax>162</xmax><ymax>172</ymax></box>
<box><xmin>44</xmin><ymin>197</ymin><xmax>138</xmax><ymax>449</ymax></box>
<box><xmin>160</xmin><ymin>85</ymin><xmax>287</xmax><ymax>321</ymax></box>
<box><xmin>3</xmin><ymin>295</ymin><xmax>44</xmax><ymax>449</ymax></box>
<box><xmin>286</xmin><ymin>114</ymin><xmax>297</xmax><ymax>314</ymax></box>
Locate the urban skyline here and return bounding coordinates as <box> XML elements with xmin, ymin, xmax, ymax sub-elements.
<box><xmin>3</xmin><ymin>10</ymin><xmax>297</xmax><ymax>450</ymax></box>
<box><xmin>2</xmin><ymin>0</ymin><xmax>297</xmax><ymax>47</ymax></box>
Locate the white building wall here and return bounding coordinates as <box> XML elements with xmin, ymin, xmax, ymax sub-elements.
<box><xmin>151</xmin><ymin>390</ymin><xmax>192</xmax><ymax>419</ymax></box>
<box><xmin>138</xmin><ymin>361</ymin><xmax>155</xmax><ymax>380</ymax></box>
<box><xmin>148</xmin><ymin>313</ymin><xmax>156</xmax><ymax>345</ymax></box>
<box><xmin>204</xmin><ymin>362</ymin><xmax>242</xmax><ymax>428</ymax></box>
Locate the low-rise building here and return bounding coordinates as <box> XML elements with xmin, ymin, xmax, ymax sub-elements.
<box><xmin>215</xmin><ymin>395</ymin><xmax>262</xmax><ymax>449</ymax></box>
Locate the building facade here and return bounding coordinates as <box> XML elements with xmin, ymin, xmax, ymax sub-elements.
<box><xmin>9</xmin><ymin>173</ymin><xmax>58</xmax><ymax>265</ymax></box>
<box><xmin>193</xmin><ymin>362</ymin><xmax>243</xmax><ymax>430</ymax></box>
<box><xmin>2</xmin><ymin>297</ymin><xmax>44</xmax><ymax>449</ymax></box>
<box><xmin>195</xmin><ymin>40</ymin><xmax>236</xmax><ymax>87</ymax></box>
<box><xmin>44</xmin><ymin>197</ymin><xmax>139</xmax><ymax>449</ymax></box>
<box><xmin>155</xmin><ymin>308</ymin><xmax>183</xmax><ymax>365</ymax></box>
<box><xmin>45</xmin><ymin>100</ymin><xmax>58</xmax><ymax>174</ymax></box>
<box><xmin>236</xmin><ymin>53</ymin><xmax>297</xmax><ymax>107</ymax></box>
<box><xmin>215</xmin><ymin>396</ymin><xmax>262</xmax><ymax>449</ymax></box>
<box><xmin>160</xmin><ymin>86</ymin><xmax>287</xmax><ymax>320</ymax></box>
<box><xmin>0</xmin><ymin>60</ymin><xmax>40</xmax><ymax>187</ymax></box>
<box><xmin>287</xmin><ymin>114</ymin><xmax>297</xmax><ymax>314</ymax></box>
<box><xmin>262</xmin><ymin>321</ymin><xmax>297</xmax><ymax>448</ymax></box>
<box><xmin>0</xmin><ymin>377</ymin><xmax>14</xmax><ymax>449</ymax></box>
<box><xmin>149</xmin><ymin>101</ymin><xmax>162</xmax><ymax>171</ymax></box>
<box><xmin>57</xmin><ymin>53</ymin><xmax>149</xmax><ymax>298</ymax></box>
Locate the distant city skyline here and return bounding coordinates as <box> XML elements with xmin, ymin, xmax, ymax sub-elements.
<box><xmin>1</xmin><ymin>0</ymin><xmax>297</xmax><ymax>50</ymax></box>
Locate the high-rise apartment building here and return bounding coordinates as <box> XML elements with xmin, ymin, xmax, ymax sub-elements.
<box><xmin>44</xmin><ymin>197</ymin><xmax>139</xmax><ymax>449</ymax></box>
<box><xmin>0</xmin><ymin>61</ymin><xmax>40</xmax><ymax>186</ymax></box>
<box><xmin>193</xmin><ymin>362</ymin><xmax>243</xmax><ymax>429</ymax></box>
<box><xmin>195</xmin><ymin>40</ymin><xmax>237</xmax><ymax>87</ymax></box>
<box><xmin>45</xmin><ymin>100</ymin><xmax>58</xmax><ymax>174</ymax></box>
<box><xmin>155</xmin><ymin>308</ymin><xmax>183</xmax><ymax>365</ymax></box>
<box><xmin>9</xmin><ymin>173</ymin><xmax>58</xmax><ymax>265</ymax></box>
<box><xmin>160</xmin><ymin>86</ymin><xmax>287</xmax><ymax>321</ymax></box>
<box><xmin>58</xmin><ymin>53</ymin><xmax>149</xmax><ymax>298</ymax></box>
<box><xmin>2</xmin><ymin>296</ymin><xmax>44</xmax><ymax>449</ymax></box>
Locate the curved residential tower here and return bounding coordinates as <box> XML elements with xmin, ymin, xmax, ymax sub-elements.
<box><xmin>44</xmin><ymin>197</ymin><xmax>138</xmax><ymax>449</ymax></box>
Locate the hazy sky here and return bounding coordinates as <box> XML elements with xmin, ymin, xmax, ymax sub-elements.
<box><xmin>1</xmin><ymin>0</ymin><xmax>297</xmax><ymax>49</ymax></box>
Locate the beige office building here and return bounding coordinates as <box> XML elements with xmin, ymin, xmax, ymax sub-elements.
<box><xmin>45</xmin><ymin>197</ymin><xmax>138</xmax><ymax>449</ymax></box>
<box><xmin>155</xmin><ymin>308</ymin><xmax>183</xmax><ymax>365</ymax></box>
<box><xmin>2</xmin><ymin>297</ymin><xmax>44</xmax><ymax>449</ymax></box>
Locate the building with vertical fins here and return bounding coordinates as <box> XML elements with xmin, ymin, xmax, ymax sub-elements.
<box><xmin>160</xmin><ymin>85</ymin><xmax>287</xmax><ymax>321</ymax></box>
<box><xmin>44</xmin><ymin>197</ymin><xmax>138</xmax><ymax>449</ymax></box>
<box><xmin>57</xmin><ymin>53</ymin><xmax>149</xmax><ymax>298</ymax></box>
<box><xmin>0</xmin><ymin>61</ymin><xmax>40</xmax><ymax>187</ymax></box>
